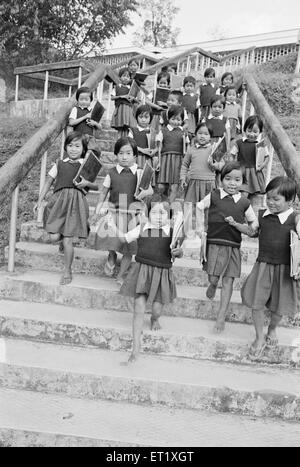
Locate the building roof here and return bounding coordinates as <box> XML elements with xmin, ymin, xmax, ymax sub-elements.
<box><xmin>104</xmin><ymin>28</ymin><xmax>300</xmax><ymax>58</ymax></box>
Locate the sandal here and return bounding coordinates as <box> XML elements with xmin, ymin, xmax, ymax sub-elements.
<box><xmin>248</xmin><ymin>341</ymin><xmax>267</xmax><ymax>359</ymax></box>
<box><xmin>265</xmin><ymin>335</ymin><xmax>279</xmax><ymax>348</ymax></box>
<box><xmin>104</xmin><ymin>261</ymin><xmax>116</xmax><ymax>277</ymax></box>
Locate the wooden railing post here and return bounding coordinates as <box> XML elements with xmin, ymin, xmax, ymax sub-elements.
<box><xmin>106</xmin><ymin>82</ymin><xmax>113</xmax><ymax>123</ymax></box>
<box><xmin>7</xmin><ymin>186</ymin><xmax>19</xmax><ymax>273</ymax></box>
<box><xmin>15</xmin><ymin>75</ymin><xmax>19</xmax><ymax>102</ymax></box>
<box><xmin>37</xmin><ymin>152</ymin><xmax>48</xmax><ymax>223</ymax></box>
<box><xmin>241</xmin><ymin>88</ymin><xmax>248</xmax><ymax>129</ymax></box>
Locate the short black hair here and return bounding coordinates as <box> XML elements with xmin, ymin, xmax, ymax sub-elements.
<box><xmin>119</xmin><ymin>67</ymin><xmax>130</xmax><ymax>78</ymax></box>
<box><xmin>128</xmin><ymin>58</ymin><xmax>139</xmax><ymax>66</ymax></box>
<box><xmin>243</xmin><ymin>115</ymin><xmax>263</xmax><ymax>133</ymax></box>
<box><xmin>169</xmin><ymin>90</ymin><xmax>183</xmax><ymax>104</ymax></box>
<box><xmin>114</xmin><ymin>137</ymin><xmax>138</xmax><ymax>157</ymax></box>
<box><xmin>204</xmin><ymin>67</ymin><xmax>216</xmax><ymax>78</ymax></box>
<box><xmin>221</xmin><ymin>72</ymin><xmax>234</xmax><ymax>85</ymax></box>
<box><xmin>75</xmin><ymin>87</ymin><xmax>93</xmax><ymax>102</ymax></box>
<box><xmin>157</xmin><ymin>71</ymin><xmax>171</xmax><ymax>85</ymax></box>
<box><xmin>195</xmin><ymin>122</ymin><xmax>213</xmax><ymax>138</ymax></box>
<box><xmin>135</xmin><ymin>104</ymin><xmax>153</xmax><ymax>123</ymax></box>
<box><xmin>224</xmin><ymin>85</ymin><xmax>237</xmax><ymax>98</ymax></box>
<box><xmin>210</xmin><ymin>94</ymin><xmax>226</xmax><ymax>108</ymax></box>
<box><xmin>183</xmin><ymin>75</ymin><xmax>196</xmax><ymax>86</ymax></box>
<box><xmin>64</xmin><ymin>132</ymin><xmax>88</xmax><ymax>157</ymax></box>
<box><xmin>167</xmin><ymin>105</ymin><xmax>185</xmax><ymax>122</ymax></box>
<box><xmin>266</xmin><ymin>176</ymin><xmax>297</xmax><ymax>202</ymax></box>
<box><xmin>220</xmin><ymin>161</ymin><xmax>246</xmax><ymax>183</ymax></box>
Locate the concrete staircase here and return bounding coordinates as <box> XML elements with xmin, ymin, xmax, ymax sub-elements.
<box><xmin>0</xmin><ymin>126</ymin><xmax>300</xmax><ymax>447</ymax></box>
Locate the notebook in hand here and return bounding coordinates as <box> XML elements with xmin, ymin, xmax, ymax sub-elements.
<box><xmin>134</xmin><ymin>72</ymin><xmax>149</xmax><ymax>83</ymax></box>
<box><xmin>154</xmin><ymin>87</ymin><xmax>170</xmax><ymax>106</ymax></box>
<box><xmin>73</xmin><ymin>151</ymin><xmax>102</xmax><ymax>194</ymax></box>
<box><xmin>290</xmin><ymin>230</ymin><xmax>300</xmax><ymax>278</ymax></box>
<box><xmin>90</xmin><ymin>100</ymin><xmax>105</xmax><ymax>123</ymax></box>
<box><xmin>128</xmin><ymin>80</ymin><xmax>141</xmax><ymax>99</ymax></box>
<box><xmin>135</xmin><ymin>161</ymin><xmax>154</xmax><ymax>197</ymax></box>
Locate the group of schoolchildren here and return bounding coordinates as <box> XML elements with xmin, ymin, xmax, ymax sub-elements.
<box><xmin>35</xmin><ymin>58</ymin><xmax>300</xmax><ymax>362</ymax></box>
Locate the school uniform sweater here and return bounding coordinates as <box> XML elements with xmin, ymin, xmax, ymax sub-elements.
<box><xmin>207</xmin><ymin>190</ymin><xmax>251</xmax><ymax>248</ymax></box>
<box><xmin>135</xmin><ymin>229</ymin><xmax>173</xmax><ymax>269</ymax></box>
<box><xmin>73</xmin><ymin>107</ymin><xmax>94</xmax><ymax>136</ymax></box>
<box><xmin>206</xmin><ymin>116</ymin><xmax>227</xmax><ymax>138</ymax></box>
<box><xmin>180</xmin><ymin>144</ymin><xmax>214</xmax><ymax>180</ymax></box>
<box><xmin>53</xmin><ymin>160</ymin><xmax>82</xmax><ymax>193</ymax></box>
<box><xmin>162</xmin><ymin>127</ymin><xmax>184</xmax><ymax>155</ymax></box>
<box><xmin>257</xmin><ymin>210</ymin><xmax>296</xmax><ymax>265</ymax></box>
<box><xmin>236</xmin><ymin>139</ymin><xmax>257</xmax><ymax>168</ymax></box>
<box><xmin>115</xmin><ymin>84</ymin><xmax>132</xmax><ymax>106</ymax></box>
<box><xmin>109</xmin><ymin>167</ymin><xmax>137</xmax><ymax>209</ymax></box>
<box><xmin>200</xmin><ymin>84</ymin><xmax>216</xmax><ymax>107</ymax></box>
<box><xmin>182</xmin><ymin>94</ymin><xmax>199</xmax><ymax>113</ymax></box>
<box><xmin>130</xmin><ymin>127</ymin><xmax>150</xmax><ymax>148</ymax></box>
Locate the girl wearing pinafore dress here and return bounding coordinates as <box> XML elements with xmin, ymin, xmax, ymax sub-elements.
<box><xmin>111</xmin><ymin>67</ymin><xmax>137</xmax><ymax>138</ymax></box>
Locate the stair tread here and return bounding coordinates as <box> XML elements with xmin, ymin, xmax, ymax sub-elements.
<box><xmin>1</xmin><ymin>388</ymin><xmax>300</xmax><ymax>447</ymax></box>
<box><xmin>1</xmin><ymin>269</ymin><xmax>244</xmax><ymax>302</ymax></box>
<box><xmin>14</xmin><ymin>241</ymin><xmax>255</xmax><ymax>273</ymax></box>
<box><xmin>2</xmin><ymin>338</ymin><xmax>300</xmax><ymax>393</ymax></box>
<box><xmin>1</xmin><ymin>299</ymin><xmax>298</xmax><ymax>346</ymax></box>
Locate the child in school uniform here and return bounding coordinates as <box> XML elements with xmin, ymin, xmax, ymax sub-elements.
<box><xmin>93</xmin><ymin>137</ymin><xmax>153</xmax><ymax>285</ymax></box>
<box><xmin>116</xmin><ymin>193</ymin><xmax>184</xmax><ymax>362</ymax></box>
<box><xmin>128</xmin><ymin>104</ymin><xmax>159</xmax><ymax>179</ymax></box>
<box><xmin>230</xmin><ymin>115</ymin><xmax>269</xmax><ymax>199</ymax></box>
<box><xmin>34</xmin><ymin>132</ymin><xmax>98</xmax><ymax>285</ymax></box>
<box><xmin>111</xmin><ymin>68</ymin><xmax>138</xmax><ymax>138</ymax></box>
<box><xmin>197</xmin><ymin>162</ymin><xmax>258</xmax><ymax>333</ymax></box>
<box><xmin>204</xmin><ymin>95</ymin><xmax>231</xmax><ymax>186</ymax></box>
<box><xmin>238</xmin><ymin>177</ymin><xmax>300</xmax><ymax>358</ymax></box>
<box><xmin>147</xmin><ymin>71</ymin><xmax>171</xmax><ymax>133</ymax></box>
<box><xmin>199</xmin><ymin>67</ymin><xmax>216</xmax><ymax>120</ymax></box>
<box><xmin>180</xmin><ymin>122</ymin><xmax>215</xmax><ymax>203</ymax></box>
<box><xmin>216</xmin><ymin>72</ymin><xmax>234</xmax><ymax>96</ymax></box>
<box><xmin>182</xmin><ymin>76</ymin><xmax>201</xmax><ymax>139</ymax></box>
<box><xmin>156</xmin><ymin>106</ymin><xmax>186</xmax><ymax>203</ymax></box>
<box><xmin>160</xmin><ymin>91</ymin><xmax>188</xmax><ymax>129</ymax></box>
<box><xmin>69</xmin><ymin>87</ymin><xmax>102</xmax><ymax>156</ymax></box>
<box><xmin>223</xmin><ymin>86</ymin><xmax>243</xmax><ymax>142</ymax></box>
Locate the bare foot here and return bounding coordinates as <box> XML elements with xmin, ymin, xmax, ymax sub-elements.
<box><xmin>59</xmin><ymin>272</ymin><xmax>72</xmax><ymax>286</ymax></box>
<box><xmin>248</xmin><ymin>338</ymin><xmax>266</xmax><ymax>358</ymax></box>
<box><xmin>150</xmin><ymin>317</ymin><xmax>162</xmax><ymax>331</ymax></box>
<box><xmin>265</xmin><ymin>330</ymin><xmax>279</xmax><ymax>348</ymax></box>
<box><xmin>213</xmin><ymin>319</ymin><xmax>226</xmax><ymax>334</ymax></box>
<box><xmin>206</xmin><ymin>284</ymin><xmax>217</xmax><ymax>300</ymax></box>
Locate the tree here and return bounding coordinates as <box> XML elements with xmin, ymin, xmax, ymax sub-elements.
<box><xmin>0</xmin><ymin>0</ymin><xmax>138</xmax><ymax>66</ymax></box>
<box><xmin>133</xmin><ymin>0</ymin><xmax>180</xmax><ymax>48</ymax></box>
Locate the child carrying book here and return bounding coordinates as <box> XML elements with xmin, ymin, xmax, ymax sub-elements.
<box><xmin>111</xmin><ymin>68</ymin><xmax>138</xmax><ymax>138</ymax></box>
<box><xmin>182</xmin><ymin>75</ymin><xmax>200</xmax><ymax>139</ymax></box>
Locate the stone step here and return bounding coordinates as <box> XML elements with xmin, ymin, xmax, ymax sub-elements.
<box><xmin>0</xmin><ymin>269</ymin><xmax>298</xmax><ymax>328</ymax></box>
<box><xmin>10</xmin><ymin>242</ymin><xmax>255</xmax><ymax>289</ymax></box>
<box><xmin>19</xmin><ymin>222</ymin><xmax>259</xmax><ymax>265</ymax></box>
<box><xmin>1</xmin><ymin>388</ymin><xmax>300</xmax><ymax>447</ymax></box>
<box><xmin>1</xmin><ymin>339</ymin><xmax>300</xmax><ymax>421</ymax></box>
<box><xmin>1</xmin><ymin>300</ymin><xmax>299</xmax><ymax>366</ymax></box>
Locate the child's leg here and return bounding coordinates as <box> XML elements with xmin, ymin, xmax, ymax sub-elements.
<box><xmin>266</xmin><ymin>312</ymin><xmax>282</xmax><ymax>345</ymax></box>
<box><xmin>117</xmin><ymin>254</ymin><xmax>132</xmax><ymax>283</ymax></box>
<box><xmin>214</xmin><ymin>276</ymin><xmax>234</xmax><ymax>333</ymax></box>
<box><xmin>169</xmin><ymin>184</ymin><xmax>179</xmax><ymax>204</ymax></box>
<box><xmin>206</xmin><ymin>275</ymin><xmax>219</xmax><ymax>300</ymax></box>
<box><xmin>151</xmin><ymin>302</ymin><xmax>163</xmax><ymax>331</ymax></box>
<box><xmin>129</xmin><ymin>294</ymin><xmax>147</xmax><ymax>362</ymax></box>
<box><xmin>60</xmin><ymin>237</ymin><xmax>74</xmax><ymax>285</ymax></box>
<box><xmin>48</xmin><ymin>233</ymin><xmax>62</xmax><ymax>243</ymax></box>
<box><xmin>250</xmin><ymin>309</ymin><xmax>266</xmax><ymax>353</ymax></box>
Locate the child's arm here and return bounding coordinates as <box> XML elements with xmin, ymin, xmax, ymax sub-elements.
<box><xmin>74</xmin><ymin>177</ymin><xmax>98</xmax><ymax>192</ymax></box>
<box><xmin>69</xmin><ymin>110</ymin><xmax>92</xmax><ymax>128</ymax></box>
<box><xmin>33</xmin><ymin>175</ymin><xmax>55</xmax><ymax>213</ymax></box>
<box><xmin>180</xmin><ymin>150</ymin><xmax>192</xmax><ymax>189</ymax></box>
<box><xmin>225</xmin><ymin>205</ymin><xmax>259</xmax><ymax>237</ymax></box>
<box><xmin>225</xmin><ymin>120</ymin><xmax>231</xmax><ymax>153</ymax></box>
<box><xmin>87</xmin><ymin>120</ymin><xmax>102</xmax><ymax>130</ymax></box>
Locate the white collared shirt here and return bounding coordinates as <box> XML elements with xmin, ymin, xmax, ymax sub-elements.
<box><xmin>128</xmin><ymin>126</ymin><xmax>150</xmax><ymax>139</ymax></box>
<box><xmin>103</xmin><ymin>163</ymin><xmax>140</xmax><ymax>189</ymax></box>
<box><xmin>263</xmin><ymin>208</ymin><xmax>300</xmax><ymax>235</ymax></box>
<box><xmin>202</xmin><ymin>83</ymin><xmax>215</xmax><ymax>87</ymax></box>
<box><xmin>69</xmin><ymin>105</ymin><xmax>93</xmax><ymax>120</ymax></box>
<box><xmin>197</xmin><ymin>188</ymin><xmax>258</xmax><ymax>227</ymax></box>
<box><xmin>155</xmin><ymin>125</ymin><xmax>184</xmax><ymax>143</ymax></box>
<box><xmin>48</xmin><ymin>158</ymin><xmax>84</xmax><ymax>179</ymax></box>
<box><xmin>207</xmin><ymin>114</ymin><xmax>231</xmax><ymax>130</ymax></box>
<box><xmin>125</xmin><ymin>222</ymin><xmax>171</xmax><ymax>244</ymax></box>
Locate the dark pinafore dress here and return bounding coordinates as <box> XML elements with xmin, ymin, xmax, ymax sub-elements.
<box><xmin>120</xmin><ymin>225</ymin><xmax>177</xmax><ymax>305</ymax></box>
<box><xmin>44</xmin><ymin>159</ymin><xmax>90</xmax><ymax>238</ymax></box>
<box><xmin>236</xmin><ymin>139</ymin><xmax>266</xmax><ymax>194</ymax></box>
<box><xmin>111</xmin><ymin>84</ymin><xmax>136</xmax><ymax>130</ymax></box>
<box><xmin>157</xmin><ymin>127</ymin><xmax>184</xmax><ymax>185</ymax></box>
